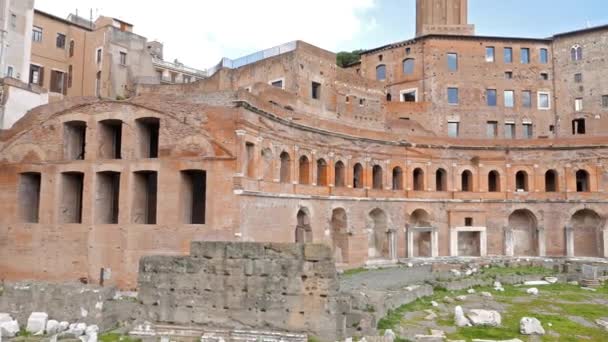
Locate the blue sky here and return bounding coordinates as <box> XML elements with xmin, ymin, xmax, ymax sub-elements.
<box><xmin>37</xmin><ymin>0</ymin><xmax>608</xmax><ymax>70</ymax></box>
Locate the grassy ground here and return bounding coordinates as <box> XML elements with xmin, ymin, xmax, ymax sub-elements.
<box><xmin>377</xmin><ymin>266</ymin><xmax>608</xmax><ymax>342</ymax></box>
<box><xmin>99</xmin><ymin>333</ymin><xmax>142</xmax><ymax>342</ymax></box>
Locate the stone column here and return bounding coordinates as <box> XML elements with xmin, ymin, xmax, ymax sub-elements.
<box><xmin>407</xmin><ymin>225</ymin><xmax>414</xmax><ymax>258</ymax></box>
<box><xmin>431</xmin><ymin>227</ymin><xmax>439</xmax><ymax>257</ymax></box>
<box><xmin>235</xmin><ymin>130</ymin><xmax>247</xmax><ymax>176</ymax></box>
<box><xmin>328</xmin><ymin>153</ymin><xmax>335</xmax><ymax>187</ymax></box>
<box><xmin>537</xmin><ymin>226</ymin><xmax>546</xmax><ymax>257</ymax></box>
<box><xmin>385</xmin><ymin>160</ymin><xmax>392</xmax><ymax>190</ymax></box>
<box><xmin>450</xmin><ymin>228</ymin><xmax>458</xmax><ymax>257</ymax></box>
<box><xmin>602</xmin><ymin>229</ymin><xmax>608</xmax><ymax>258</ymax></box>
<box><xmin>292</xmin><ymin>146</ymin><xmax>299</xmax><ymax>185</ymax></box>
<box><xmin>346</xmin><ymin>155</ymin><xmax>353</xmax><ymax>188</ymax></box>
<box><xmin>504</xmin><ymin>226</ymin><xmax>514</xmax><ymax>257</ymax></box>
<box><xmin>388</xmin><ymin>229</ymin><xmax>397</xmax><ymax>261</ymax></box>
<box><xmin>480</xmin><ymin>228</ymin><xmax>488</xmax><ymax>257</ymax></box>
<box><xmin>565</xmin><ymin>225</ymin><xmax>575</xmax><ymax>257</ymax></box>
<box><xmin>311</xmin><ymin>150</ymin><xmax>318</xmax><ymax>186</ymax></box>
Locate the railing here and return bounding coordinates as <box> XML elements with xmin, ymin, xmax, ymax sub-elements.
<box><xmin>152</xmin><ymin>58</ymin><xmax>207</xmax><ymax>77</ymax></box>
<box><xmin>206</xmin><ymin>41</ymin><xmax>297</xmax><ymax>77</ymax></box>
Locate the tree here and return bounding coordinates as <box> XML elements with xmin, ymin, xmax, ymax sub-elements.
<box><xmin>336</xmin><ymin>49</ymin><xmax>364</xmax><ymax>67</ymax></box>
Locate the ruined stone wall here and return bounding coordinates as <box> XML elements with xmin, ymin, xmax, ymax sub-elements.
<box><xmin>137</xmin><ymin>242</ymin><xmax>344</xmax><ymax>341</ymax></box>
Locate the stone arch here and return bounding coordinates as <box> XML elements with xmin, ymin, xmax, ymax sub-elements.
<box><xmin>569</xmin><ymin>209</ymin><xmax>603</xmax><ymax>257</ymax></box>
<box><xmin>413</xmin><ymin>168</ymin><xmax>425</xmax><ymax>191</ymax></box>
<box><xmin>368</xmin><ymin>208</ymin><xmax>390</xmax><ymax>260</ymax></box>
<box><xmin>408</xmin><ymin>209</ymin><xmax>433</xmax><ymax>257</ymax></box>
<box><xmin>545</xmin><ymin>169</ymin><xmax>558</xmax><ymax>192</ymax></box>
<box><xmin>330</xmin><ymin>208</ymin><xmax>349</xmax><ymax>263</ymax></box>
<box><xmin>353</xmin><ymin>163</ymin><xmax>364</xmax><ymax>189</ymax></box>
<box><xmin>261</xmin><ymin>148</ymin><xmax>273</xmax><ymax>180</ymax></box>
<box><xmin>279</xmin><ymin>151</ymin><xmax>291</xmax><ymax>183</ymax></box>
<box><xmin>298</xmin><ymin>155</ymin><xmax>310</xmax><ymax>185</ymax></box>
<box><xmin>334</xmin><ymin>161</ymin><xmax>346</xmax><ymax>187</ymax></box>
<box><xmin>488</xmin><ymin>170</ymin><xmax>500</xmax><ymax>192</ymax></box>
<box><xmin>576</xmin><ymin>169</ymin><xmax>590</xmax><ymax>192</ymax></box>
<box><xmin>461</xmin><ymin>169</ymin><xmax>473</xmax><ymax>192</ymax></box>
<box><xmin>295</xmin><ymin>208</ymin><xmax>312</xmax><ymax>243</ymax></box>
<box><xmin>372</xmin><ymin>165</ymin><xmax>383</xmax><ymax>189</ymax></box>
<box><xmin>316</xmin><ymin>158</ymin><xmax>328</xmax><ymax>186</ymax></box>
<box><xmin>392</xmin><ymin>166</ymin><xmax>403</xmax><ymax>190</ymax></box>
<box><xmin>515</xmin><ymin>170</ymin><xmax>529</xmax><ymax>191</ymax></box>
<box><xmin>435</xmin><ymin>168</ymin><xmax>447</xmax><ymax>191</ymax></box>
<box><xmin>508</xmin><ymin>209</ymin><xmax>538</xmax><ymax>256</ymax></box>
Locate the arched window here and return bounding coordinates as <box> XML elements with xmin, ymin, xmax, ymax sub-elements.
<box><xmin>515</xmin><ymin>171</ymin><xmax>528</xmax><ymax>192</ymax></box>
<box><xmin>316</xmin><ymin>159</ymin><xmax>328</xmax><ymax>186</ymax></box>
<box><xmin>298</xmin><ymin>156</ymin><xmax>310</xmax><ymax>185</ymax></box>
<box><xmin>435</xmin><ymin>168</ymin><xmax>447</xmax><ymax>191</ymax></box>
<box><xmin>413</xmin><ymin>168</ymin><xmax>424</xmax><ymax>191</ymax></box>
<box><xmin>386</xmin><ymin>93</ymin><xmax>392</xmax><ymax>102</ymax></box>
<box><xmin>69</xmin><ymin>40</ymin><xmax>75</xmax><ymax>57</ymax></box>
<box><xmin>334</xmin><ymin>161</ymin><xmax>345</xmax><ymax>187</ymax></box>
<box><xmin>576</xmin><ymin>169</ymin><xmax>590</xmax><ymax>192</ymax></box>
<box><xmin>353</xmin><ymin>163</ymin><xmax>364</xmax><ymax>189</ymax></box>
<box><xmin>403</xmin><ymin>58</ymin><xmax>414</xmax><ymax>75</ymax></box>
<box><xmin>461</xmin><ymin>170</ymin><xmax>473</xmax><ymax>192</ymax></box>
<box><xmin>372</xmin><ymin>165</ymin><xmax>383</xmax><ymax>189</ymax></box>
<box><xmin>488</xmin><ymin>170</ymin><xmax>500</xmax><ymax>192</ymax></box>
<box><xmin>376</xmin><ymin>64</ymin><xmax>386</xmax><ymax>81</ymax></box>
<box><xmin>571</xmin><ymin>45</ymin><xmax>583</xmax><ymax>61</ymax></box>
<box><xmin>295</xmin><ymin>208</ymin><xmax>312</xmax><ymax>243</ymax></box>
<box><xmin>280</xmin><ymin>152</ymin><xmax>291</xmax><ymax>183</ymax></box>
<box><xmin>392</xmin><ymin>167</ymin><xmax>403</xmax><ymax>190</ymax></box>
<box><xmin>545</xmin><ymin>169</ymin><xmax>558</xmax><ymax>192</ymax></box>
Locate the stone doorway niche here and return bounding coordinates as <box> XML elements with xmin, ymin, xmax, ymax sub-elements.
<box><xmin>367</xmin><ymin>208</ymin><xmax>396</xmax><ymax>261</ymax></box>
<box><xmin>566</xmin><ymin>209</ymin><xmax>605</xmax><ymax>257</ymax></box>
<box><xmin>506</xmin><ymin>209</ymin><xmax>541</xmax><ymax>256</ymax></box>
<box><xmin>330</xmin><ymin>208</ymin><xmax>349</xmax><ymax>264</ymax></box>
<box><xmin>407</xmin><ymin>209</ymin><xmax>438</xmax><ymax>258</ymax></box>
<box><xmin>450</xmin><ymin>226</ymin><xmax>487</xmax><ymax>257</ymax></box>
<box><xmin>295</xmin><ymin>208</ymin><xmax>312</xmax><ymax>243</ymax></box>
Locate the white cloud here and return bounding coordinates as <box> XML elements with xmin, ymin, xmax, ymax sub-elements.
<box><xmin>34</xmin><ymin>0</ymin><xmax>377</xmax><ymax>70</ymax></box>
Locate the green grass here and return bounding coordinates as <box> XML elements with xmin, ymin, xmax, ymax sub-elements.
<box><xmin>99</xmin><ymin>333</ymin><xmax>142</xmax><ymax>342</ymax></box>
<box><xmin>341</xmin><ymin>267</ymin><xmax>369</xmax><ymax>276</ymax></box>
<box><xmin>480</xmin><ymin>265</ymin><xmax>556</xmax><ymax>278</ymax></box>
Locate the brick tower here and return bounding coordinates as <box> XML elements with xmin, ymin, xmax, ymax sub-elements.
<box><xmin>416</xmin><ymin>0</ymin><xmax>475</xmax><ymax>37</ymax></box>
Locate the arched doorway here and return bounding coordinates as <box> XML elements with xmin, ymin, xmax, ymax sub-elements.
<box><xmin>279</xmin><ymin>152</ymin><xmax>291</xmax><ymax>183</ymax></box>
<box><xmin>545</xmin><ymin>169</ymin><xmax>558</xmax><ymax>192</ymax></box>
<box><xmin>569</xmin><ymin>209</ymin><xmax>603</xmax><ymax>257</ymax></box>
<box><xmin>334</xmin><ymin>161</ymin><xmax>345</xmax><ymax>187</ymax></box>
<box><xmin>508</xmin><ymin>209</ymin><xmax>538</xmax><ymax>256</ymax></box>
<box><xmin>461</xmin><ymin>170</ymin><xmax>473</xmax><ymax>192</ymax></box>
<box><xmin>515</xmin><ymin>171</ymin><xmax>528</xmax><ymax>192</ymax></box>
<box><xmin>488</xmin><ymin>171</ymin><xmax>500</xmax><ymax>192</ymax></box>
<box><xmin>295</xmin><ymin>208</ymin><xmax>312</xmax><ymax>243</ymax></box>
<box><xmin>331</xmin><ymin>208</ymin><xmax>349</xmax><ymax>263</ymax></box>
<box><xmin>372</xmin><ymin>165</ymin><xmax>383</xmax><ymax>189</ymax></box>
<box><xmin>368</xmin><ymin>208</ymin><xmax>390</xmax><ymax>259</ymax></box>
<box><xmin>409</xmin><ymin>209</ymin><xmax>433</xmax><ymax>257</ymax></box>
<box><xmin>435</xmin><ymin>168</ymin><xmax>447</xmax><ymax>191</ymax></box>
<box><xmin>576</xmin><ymin>170</ymin><xmax>590</xmax><ymax>192</ymax></box>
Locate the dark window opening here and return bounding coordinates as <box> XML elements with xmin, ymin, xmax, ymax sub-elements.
<box><xmin>136</xmin><ymin>118</ymin><xmax>160</xmax><ymax>158</ymax></box>
<box><xmin>574</xmin><ymin>73</ymin><xmax>582</xmax><ymax>83</ymax></box>
<box><xmin>402</xmin><ymin>90</ymin><xmax>416</xmax><ymax>102</ymax></box>
<box><xmin>132</xmin><ymin>171</ymin><xmax>158</xmax><ymax>224</ymax></box>
<box><xmin>465</xmin><ymin>217</ymin><xmax>473</xmax><ymax>227</ymax></box>
<box><xmin>181</xmin><ymin>170</ymin><xmax>206</xmax><ymax>224</ymax></box>
<box><xmin>69</xmin><ymin>40</ymin><xmax>75</xmax><ymax>57</ymax></box>
<box><xmin>461</xmin><ymin>170</ymin><xmax>473</xmax><ymax>192</ymax></box>
<box><xmin>60</xmin><ymin>172</ymin><xmax>84</xmax><ymax>224</ymax></box>
<box><xmin>545</xmin><ymin>170</ymin><xmax>558</xmax><ymax>192</ymax></box>
<box><xmin>413</xmin><ymin>168</ymin><xmax>424</xmax><ymax>191</ymax></box>
<box><xmin>95</xmin><ymin>171</ymin><xmax>120</xmax><ymax>224</ymax></box>
<box><xmin>245</xmin><ymin>142</ymin><xmax>255</xmax><ymax>178</ymax></box>
<box><xmin>576</xmin><ymin>170</ymin><xmax>589</xmax><ymax>192</ymax></box>
<box><xmin>50</xmin><ymin>70</ymin><xmax>67</xmax><ymax>94</ymax></box>
<box><xmin>435</xmin><ymin>168</ymin><xmax>447</xmax><ymax>191</ymax></box>
<box><xmin>311</xmin><ymin>82</ymin><xmax>321</xmax><ymax>100</ymax></box>
<box><xmin>64</xmin><ymin>121</ymin><xmax>86</xmax><ymax>160</ymax></box>
<box><xmin>56</xmin><ymin>33</ymin><xmax>66</xmax><ymax>49</ymax></box>
<box><xmin>353</xmin><ymin>163</ymin><xmax>363</xmax><ymax>189</ymax></box>
<box><xmin>372</xmin><ymin>165</ymin><xmax>383</xmax><ymax>190</ymax></box>
<box><xmin>386</xmin><ymin>93</ymin><xmax>392</xmax><ymax>102</ymax></box>
<box><xmin>98</xmin><ymin>120</ymin><xmax>122</xmax><ymax>159</ymax></box>
<box><xmin>335</xmin><ymin>161</ymin><xmax>345</xmax><ymax>187</ymax></box>
<box><xmin>19</xmin><ymin>172</ymin><xmax>41</xmax><ymax>223</ymax></box>
<box><xmin>29</xmin><ymin>64</ymin><xmax>43</xmax><ymax>86</ymax></box>
<box><xmin>488</xmin><ymin>171</ymin><xmax>500</xmax><ymax>192</ymax></box>
<box><xmin>317</xmin><ymin>159</ymin><xmax>328</xmax><ymax>186</ymax></box>
<box><xmin>515</xmin><ymin>171</ymin><xmax>528</xmax><ymax>192</ymax></box>
<box><xmin>572</xmin><ymin>118</ymin><xmax>586</xmax><ymax>135</ymax></box>
<box><xmin>392</xmin><ymin>167</ymin><xmax>403</xmax><ymax>190</ymax></box>
<box><xmin>376</xmin><ymin>64</ymin><xmax>386</xmax><ymax>81</ymax></box>
<box><xmin>280</xmin><ymin>152</ymin><xmax>291</xmax><ymax>183</ymax></box>
<box><xmin>298</xmin><ymin>156</ymin><xmax>310</xmax><ymax>185</ymax></box>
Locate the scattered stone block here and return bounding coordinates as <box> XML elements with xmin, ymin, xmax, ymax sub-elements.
<box><xmin>467</xmin><ymin>289</ymin><xmax>476</xmax><ymax>294</ymax></box>
<box><xmin>520</xmin><ymin>317</ymin><xmax>545</xmax><ymax>335</ymax></box>
<box><xmin>544</xmin><ymin>277</ymin><xmax>558</xmax><ymax>284</ymax></box>
<box><xmin>456</xmin><ymin>295</ymin><xmax>467</xmax><ymax>301</ymax></box>
<box><xmin>523</xmin><ymin>281</ymin><xmax>550</xmax><ymax>286</ymax></box>
<box><xmin>0</xmin><ymin>314</ymin><xmax>12</xmax><ymax>324</ymax></box>
<box><xmin>46</xmin><ymin>320</ymin><xmax>60</xmax><ymax>335</ymax></box>
<box><xmin>526</xmin><ymin>288</ymin><xmax>539</xmax><ymax>295</ymax></box>
<box><xmin>67</xmin><ymin>323</ymin><xmax>87</xmax><ymax>336</ymax></box>
<box><xmin>58</xmin><ymin>321</ymin><xmax>70</xmax><ymax>332</ymax></box>
<box><xmin>493</xmin><ymin>281</ymin><xmax>502</xmax><ymax>288</ymax></box>
<box><xmin>0</xmin><ymin>320</ymin><xmax>20</xmax><ymax>338</ymax></box>
<box><xmin>472</xmin><ymin>339</ymin><xmax>523</xmax><ymax>342</ymax></box>
<box><xmin>454</xmin><ymin>306</ymin><xmax>471</xmax><ymax>327</ymax></box>
<box><xmin>595</xmin><ymin>319</ymin><xmax>608</xmax><ymax>331</ymax></box>
<box><xmin>424</xmin><ymin>310</ymin><xmax>437</xmax><ymax>320</ymax></box>
<box><xmin>443</xmin><ymin>296</ymin><xmax>454</xmax><ymax>303</ymax></box>
<box><xmin>26</xmin><ymin>312</ymin><xmax>49</xmax><ymax>335</ymax></box>
<box><xmin>384</xmin><ymin>329</ymin><xmax>396</xmax><ymax>342</ymax></box>
<box><xmin>467</xmin><ymin>309</ymin><xmax>502</xmax><ymax>327</ymax></box>
<box><xmin>450</xmin><ymin>269</ymin><xmax>461</xmax><ymax>277</ymax></box>
<box><xmin>431</xmin><ymin>301</ymin><xmax>439</xmax><ymax>307</ymax></box>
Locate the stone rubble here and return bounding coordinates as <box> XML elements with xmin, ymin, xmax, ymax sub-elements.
<box><xmin>519</xmin><ymin>317</ymin><xmax>545</xmax><ymax>335</ymax></box>
<box><xmin>467</xmin><ymin>289</ymin><xmax>476</xmax><ymax>294</ymax></box>
<box><xmin>543</xmin><ymin>277</ymin><xmax>558</xmax><ymax>284</ymax></box>
<box><xmin>481</xmin><ymin>292</ymin><xmax>493</xmax><ymax>298</ymax></box>
<box><xmin>26</xmin><ymin>312</ymin><xmax>48</xmax><ymax>335</ymax></box>
<box><xmin>523</xmin><ymin>281</ymin><xmax>550</xmax><ymax>286</ymax></box>
<box><xmin>596</xmin><ymin>319</ymin><xmax>608</xmax><ymax>331</ymax></box>
<box><xmin>467</xmin><ymin>309</ymin><xmax>502</xmax><ymax>327</ymax></box>
<box><xmin>424</xmin><ymin>310</ymin><xmax>438</xmax><ymax>320</ymax></box>
<box><xmin>526</xmin><ymin>288</ymin><xmax>539</xmax><ymax>295</ymax></box>
<box><xmin>455</xmin><ymin>295</ymin><xmax>467</xmax><ymax>301</ymax></box>
<box><xmin>0</xmin><ymin>319</ymin><xmax>20</xmax><ymax>338</ymax></box>
<box><xmin>454</xmin><ymin>306</ymin><xmax>472</xmax><ymax>327</ymax></box>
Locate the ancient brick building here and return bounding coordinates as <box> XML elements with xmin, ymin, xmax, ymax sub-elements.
<box><xmin>1</xmin><ymin>1</ymin><xmax>607</xmax><ymax>289</ymax></box>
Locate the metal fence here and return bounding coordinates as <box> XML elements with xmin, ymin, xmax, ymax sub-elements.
<box><xmin>206</xmin><ymin>41</ymin><xmax>297</xmax><ymax>77</ymax></box>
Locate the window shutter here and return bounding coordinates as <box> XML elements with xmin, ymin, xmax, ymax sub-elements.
<box><xmin>63</xmin><ymin>72</ymin><xmax>68</xmax><ymax>95</ymax></box>
<box><xmin>39</xmin><ymin>67</ymin><xmax>45</xmax><ymax>86</ymax></box>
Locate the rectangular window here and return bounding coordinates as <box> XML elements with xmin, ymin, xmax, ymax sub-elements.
<box><xmin>401</xmin><ymin>89</ymin><xmax>417</xmax><ymax>102</ymax></box>
<box><xmin>465</xmin><ymin>217</ymin><xmax>473</xmax><ymax>227</ymax></box>
<box><xmin>538</xmin><ymin>92</ymin><xmax>551</xmax><ymax>109</ymax></box>
<box><xmin>504</xmin><ymin>47</ymin><xmax>513</xmax><ymax>63</ymax></box>
<box><xmin>447</xmin><ymin>53</ymin><xmax>458</xmax><ymax>71</ymax></box>
<box><xmin>486</xmin><ymin>89</ymin><xmax>497</xmax><ymax>106</ymax></box>
<box><xmin>603</xmin><ymin>95</ymin><xmax>608</xmax><ymax>108</ymax></box>
<box><xmin>505</xmin><ymin>71</ymin><xmax>513</xmax><ymax>79</ymax></box>
<box><xmin>132</xmin><ymin>171</ymin><xmax>158</xmax><ymax>224</ymax></box>
<box><xmin>540</xmin><ymin>72</ymin><xmax>549</xmax><ymax>81</ymax></box>
<box><xmin>95</xmin><ymin>171</ymin><xmax>120</xmax><ymax>224</ymax></box>
<box><xmin>56</xmin><ymin>33</ymin><xmax>66</xmax><ymax>49</ymax></box>
<box><xmin>119</xmin><ymin>52</ymin><xmax>127</xmax><ymax>65</ymax></box>
<box><xmin>136</xmin><ymin>118</ymin><xmax>159</xmax><ymax>158</ymax></box>
<box><xmin>68</xmin><ymin>65</ymin><xmax>73</xmax><ymax>88</ymax></box>
<box><xmin>96</xmin><ymin>48</ymin><xmax>102</xmax><ymax>64</ymax></box>
<box><xmin>60</xmin><ymin>172</ymin><xmax>84</xmax><ymax>224</ymax></box>
<box><xmin>572</xmin><ymin>118</ymin><xmax>586</xmax><ymax>135</ymax></box>
<box><xmin>245</xmin><ymin>142</ymin><xmax>255</xmax><ymax>178</ymax></box>
<box><xmin>183</xmin><ymin>75</ymin><xmax>191</xmax><ymax>83</ymax></box>
<box><xmin>487</xmin><ymin>121</ymin><xmax>498</xmax><ymax>138</ymax></box>
<box><xmin>505</xmin><ymin>123</ymin><xmax>516</xmax><ymax>139</ymax></box>
<box><xmin>7</xmin><ymin>66</ymin><xmax>13</xmax><ymax>78</ymax></box>
<box><xmin>311</xmin><ymin>81</ymin><xmax>321</xmax><ymax>100</ymax></box>
<box><xmin>540</xmin><ymin>48</ymin><xmax>548</xmax><ymax>64</ymax></box>
<box><xmin>575</xmin><ymin>98</ymin><xmax>583</xmax><ymax>112</ymax></box>
<box><xmin>181</xmin><ymin>170</ymin><xmax>207</xmax><ymax>224</ymax></box>
<box><xmin>10</xmin><ymin>13</ymin><xmax>17</xmax><ymax>28</ymax></box>
<box><xmin>574</xmin><ymin>73</ymin><xmax>583</xmax><ymax>83</ymax></box>
<box><xmin>522</xmin><ymin>91</ymin><xmax>532</xmax><ymax>108</ymax></box>
<box><xmin>50</xmin><ymin>70</ymin><xmax>66</xmax><ymax>95</ymax></box>
<box><xmin>98</xmin><ymin>120</ymin><xmax>122</xmax><ymax>159</ymax></box>
<box><xmin>32</xmin><ymin>26</ymin><xmax>42</xmax><ymax>42</ymax></box>
<box><xmin>63</xmin><ymin>121</ymin><xmax>87</xmax><ymax>160</ymax></box>
<box><xmin>270</xmin><ymin>79</ymin><xmax>283</xmax><ymax>89</ymax></box>
<box><xmin>29</xmin><ymin>64</ymin><xmax>43</xmax><ymax>86</ymax></box>
<box><xmin>448</xmin><ymin>121</ymin><xmax>459</xmax><ymax>137</ymax></box>
<box><xmin>521</xmin><ymin>48</ymin><xmax>530</xmax><ymax>64</ymax></box>
<box><xmin>523</xmin><ymin>123</ymin><xmax>533</xmax><ymax>139</ymax></box>
<box><xmin>448</xmin><ymin>87</ymin><xmax>459</xmax><ymax>105</ymax></box>
<box><xmin>504</xmin><ymin>90</ymin><xmax>514</xmax><ymax>108</ymax></box>
<box><xmin>19</xmin><ymin>172</ymin><xmax>41</xmax><ymax>223</ymax></box>
<box><xmin>485</xmin><ymin>47</ymin><xmax>495</xmax><ymax>62</ymax></box>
